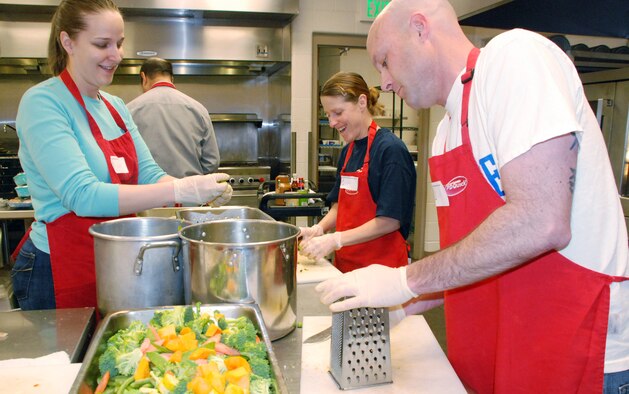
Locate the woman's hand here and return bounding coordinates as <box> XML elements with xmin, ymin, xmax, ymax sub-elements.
<box><xmin>298</xmin><ymin>224</ymin><xmax>324</xmax><ymax>242</ymax></box>
<box><xmin>173</xmin><ymin>173</ymin><xmax>231</xmax><ymax>205</ymax></box>
<box><xmin>300</xmin><ymin>232</ymin><xmax>343</xmax><ymax>260</ymax></box>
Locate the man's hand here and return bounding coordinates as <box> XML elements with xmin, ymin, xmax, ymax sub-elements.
<box><xmin>315</xmin><ymin>264</ymin><xmax>417</xmax><ymax>312</ymax></box>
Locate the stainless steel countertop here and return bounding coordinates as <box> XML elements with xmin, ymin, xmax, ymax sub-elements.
<box><xmin>0</xmin><ymin>308</ymin><xmax>95</xmax><ymax>363</ymax></box>
<box><xmin>0</xmin><ymin>207</ymin><xmax>34</xmax><ymax>220</ymax></box>
<box><xmin>272</xmin><ymin>283</ymin><xmax>332</xmax><ymax>394</ymax></box>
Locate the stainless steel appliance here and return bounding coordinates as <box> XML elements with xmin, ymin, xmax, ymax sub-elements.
<box><xmin>219</xmin><ymin>166</ymin><xmax>271</xmax><ymax>208</ymax></box>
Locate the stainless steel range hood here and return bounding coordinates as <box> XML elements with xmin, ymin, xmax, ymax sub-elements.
<box><xmin>0</xmin><ymin>0</ymin><xmax>296</xmax><ymax>76</ymax></box>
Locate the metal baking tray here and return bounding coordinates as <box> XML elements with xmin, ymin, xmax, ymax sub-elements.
<box><xmin>176</xmin><ymin>206</ymin><xmax>274</xmax><ymax>224</ymax></box>
<box><xmin>70</xmin><ymin>303</ymin><xmax>288</xmax><ymax>393</ymax></box>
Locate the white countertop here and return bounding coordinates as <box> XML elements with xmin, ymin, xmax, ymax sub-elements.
<box><xmin>300</xmin><ymin>315</ymin><xmax>465</xmax><ymax>393</ymax></box>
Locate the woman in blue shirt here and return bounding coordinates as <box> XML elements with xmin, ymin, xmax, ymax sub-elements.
<box><xmin>11</xmin><ymin>0</ymin><xmax>232</xmax><ymax>310</ymax></box>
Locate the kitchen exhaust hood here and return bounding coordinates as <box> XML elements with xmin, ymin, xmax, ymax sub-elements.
<box><xmin>0</xmin><ymin>0</ymin><xmax>296</xmax><ymax>76</ymax></box>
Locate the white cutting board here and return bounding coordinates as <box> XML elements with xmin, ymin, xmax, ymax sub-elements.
<box><xmin>296</xmin><ymin>254</ymin><xmax>342</xmax><ymax>284</ymax></box>
<box><xmin>0</xmin><ymin>363</ymin><xmax>81</xmax><ymax>394</ymax></box>
<box><xmin>300</xmin><ymin>315</ymin><xmax>466</xmax><ymax>394</ymax></box>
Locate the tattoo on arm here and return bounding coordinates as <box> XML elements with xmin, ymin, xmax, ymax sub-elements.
<box><xmin>569</xmin><ymin>132</ymin><xmax>578</xmax><ymax>194</ymax></box>
<box><xmin>570</xmin><ymin>132</ymin><xmax>579</xmax><ymax>151</ymax></box>
<box><xmin>569</xmin><ymin>168</ymin><xmax>576</xmax><ymax>194</ymax></box>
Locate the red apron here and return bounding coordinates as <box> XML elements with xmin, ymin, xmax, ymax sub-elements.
<box><xmin>335</xmin><ymin>121</ymin><xmax>408</xmax><ymax>273</ymax></box>
<box><xmin>428</xmin><ymin>48</ymin><xmax>628</xmax><ymax>393</ymax></box>
<box><xmin>46</xmin><ymin>70</ymin><xmax>139</xmax><ymax>308</ymax></box>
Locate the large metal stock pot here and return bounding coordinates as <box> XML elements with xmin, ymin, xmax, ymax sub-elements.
<box><xmin>89</xmin><ymin>217</ymin><xmax>185</xmax><ymax>316</ymax></box>
<box><xmin>179</xmin><ymin>219</ymin><xmax>299</xmax><ymax>340</ymax></box>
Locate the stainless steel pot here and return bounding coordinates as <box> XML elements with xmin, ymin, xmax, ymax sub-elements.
<box><xmin>179</xmin><ymin>219</ymin><xmax>299</xmax><ymax>340</ymax></box>
<box><xmin>89</xmin><ymin>217</ymin><xmax>186</xmax><ymax>316</ymax></box>
<box><xmin>176</xmin><ymin>206</ymin><xmax>274</xmax><ymax>224</ymax></box>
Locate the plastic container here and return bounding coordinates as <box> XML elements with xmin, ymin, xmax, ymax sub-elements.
<box><xmin>13</xmin><ymin>172</ymin><xmax>27</xmax><ymax>186</ymax></box>
<box><xmin>14</xmin><ymin>185</ymin><xmax>30</xmax><ymax>198</ymax></box>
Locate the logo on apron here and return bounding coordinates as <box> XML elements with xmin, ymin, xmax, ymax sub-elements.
<box><xmin>445</xmin><ymin>175</ymin><xmax>468</xmax><ymax>196</ymax></box>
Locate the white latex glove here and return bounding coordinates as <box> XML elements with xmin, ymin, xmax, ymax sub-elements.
<box><xmin>298</xmin><ymin>224</ymin><xmax>323</xmax><ymax>243</ymax></box>
<box><xmin>173</xmin><ymin>173</ymin><xmax>230</xmax><ymax>205</ymax></box>
<box><xmin>388</xmin><ymin>305</ymin><xmax>407</xmax><ymax>328</ymax></box>
<box><xmin>207</xmin><ymin>183</ymin><xmax>233</xmax><ymax>207</ymax></box>
<box><xmin>300</xmin><ymin>232</ymin><xmax>342</xmax><ymax>260</ymax></box>
<box><xmin>315</xmin><ymin>264</ymin><xmax>417</xmax><ymax>312</ymax></box>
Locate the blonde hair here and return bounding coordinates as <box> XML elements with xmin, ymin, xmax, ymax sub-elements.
<box><xmin>320</xmin><ymin>72</ymin><xmax>385</xmax><ymax>116</ymax></box>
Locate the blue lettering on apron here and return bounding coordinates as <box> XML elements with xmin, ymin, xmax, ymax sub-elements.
<box><xmin>479</xmin><ymin>154</ymin><xmax>505</xmax><ymax>196</ymax></box>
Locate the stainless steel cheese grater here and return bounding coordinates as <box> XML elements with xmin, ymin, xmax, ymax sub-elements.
<box><xmin>329</xmin><ymin>306</ymin><xmax>393</xmax><ymax>390</ymax></box>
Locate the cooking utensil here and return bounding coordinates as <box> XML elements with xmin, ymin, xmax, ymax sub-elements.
<box><xmin>329</xmin><ymin>307</ymin><xmax>393</xmax><ymax>389</ymax></box>
<box><xmin>303</xmin><ymin>325</ymin><xmax>331</xmax><ymax>343</ymax></box>
<box><xmin>71</xmin><ymin>304</ymin><xmax>289</xmax><ymax>394</ymax></box>
<box><xmin>89</xmin><ymin>217</ymin><xmax>186</xmax><ymax>317</ymax></box>
<box><xmin>179</xmin><ymin>219</ymin><xmax>299</xmax><ymax>340</ymax></box>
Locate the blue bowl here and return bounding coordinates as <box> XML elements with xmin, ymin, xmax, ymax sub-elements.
<box><xmin>15</xmin><ymin>185</ymin><xmax>30</xmax><ymax>198</ymax></box>
<box><xmin>13</xmin><ymin>172</ymin><xmax>27</xmax><ymax>186</ymax></box>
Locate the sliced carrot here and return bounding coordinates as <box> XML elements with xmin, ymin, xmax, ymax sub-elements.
<box><xmin>94</xmin><ymin>371</ymin><xmax>110</xmax><ymax>394</ymax></box>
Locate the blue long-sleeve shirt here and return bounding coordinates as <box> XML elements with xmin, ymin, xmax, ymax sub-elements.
<box><xmin>17</xmin><ymin>77</ymin><xmax>166</xmax><ymax>253</ymax></box>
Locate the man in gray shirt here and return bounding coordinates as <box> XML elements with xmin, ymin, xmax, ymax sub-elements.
<box><xmin>127</xmin><ymin>57</ymin><xmax>220</xmax><ymax>178</ymax></box>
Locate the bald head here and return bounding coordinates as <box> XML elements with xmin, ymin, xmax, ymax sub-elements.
<box><xmin>367</xmin><ymin>0</ymin><xmax>473</xmax><ymax>108</ymax></box>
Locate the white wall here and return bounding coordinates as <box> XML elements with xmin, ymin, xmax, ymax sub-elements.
<box><xmin>291</xmin><ymin>0</ymin><xmax>372</xmax><ymax>179</ymax></box>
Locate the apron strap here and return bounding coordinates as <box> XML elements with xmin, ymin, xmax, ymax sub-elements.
<box><xmin>341</xmin><ymin>120</ymin><xmax>378</xmax><ymax>172</ymax></box>
<box><xmin>460</xmin><ymin>47</ymin><xmax>481</xmax><ymax>147</ymax></box>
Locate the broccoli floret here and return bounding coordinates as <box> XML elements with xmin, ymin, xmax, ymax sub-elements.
<box><xmin>150</xmin><ymin>306</ymin><xmax>195</xmax><ymax>329</ymax></box>
<box><xmin>221</xmin><ymin>316</ymin><xmax>258</xmax><ymax>351</ymax></box>
<box><xmin>117</xmin><ymin>348</ymin><xmax>144</xmax><ymax>376</ymax></box>
<box><xmin>107</xmin><ymin>321</ymin><xmax>147</xmax><ymax>351</ymax></box>
<box><xmin>185</xmin><ymin>313</ymin><xmax>211</xmax><ymax>338</ymax></box>
<box><xmin>98</xmin><ymin>347</ymin><xmax>118</xmax><ymax>377</ymax></box>
<box><xmin>168</xmin><ymin>359</ymin><xmax>198</xmax><ymax>382</ymax></box>
<box><xmin>98</xmin><ymin>347</ymin><xmax>143</xmax><ymax>377</ymax></box>
<box><xmin>250</xmin><ymin>376</ymin><xmax>274</xmax><ymax>394</ymax></box>
<box><xmin>171</xmin><ymin>380</ymin><xmax>189</xmax><ymax>394</ymax></box>
<box><xmin>248</xmin><ymin>356</ymin><xmax>272</xmax><ymax>379</ymax></box>
<box><xmin>240</xmin><ymin>341</ymin><xmax>268</xmax><ymax>360</ymax></box>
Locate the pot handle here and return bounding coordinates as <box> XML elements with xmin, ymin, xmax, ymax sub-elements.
<box><xmin>134</xmin><ymin>240</ymin><xmax>182</xmax><ymax>275</ymax></box>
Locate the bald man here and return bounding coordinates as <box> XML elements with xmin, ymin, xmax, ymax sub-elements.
<box><xmin>316</xmin><ymin>1</ymin><xmax>629</xmax><ymax>392</ymax></box>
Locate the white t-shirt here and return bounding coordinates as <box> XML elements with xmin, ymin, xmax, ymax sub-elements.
<box><xmin>433</xmin><ymin>29</ymin><xmax>629</xmax><ymax>373</ymax></box>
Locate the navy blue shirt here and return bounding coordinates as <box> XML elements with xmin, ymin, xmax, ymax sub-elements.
<box><xmin>327</xmin><ymin>128</ymin><xmax>416</xmax><ymax>238</ymax></box>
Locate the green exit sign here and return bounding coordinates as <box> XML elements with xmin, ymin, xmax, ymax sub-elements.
<box><xmin>365</xmin><ymin>0</ymin><xmax>391</xmax><ymax>19</ymax></box>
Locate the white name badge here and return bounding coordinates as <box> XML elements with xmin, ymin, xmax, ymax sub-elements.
<box><xmin>110</xmin><ymin>156</ymin><xmax>129</xmax><ymax>174</ymax></box>
<box><xmin>340</xmin><ymin>175</ymin><xmax>359</xmax><ymax>192</ymax></box>
<box><xmin>431</xmin><ymin>181</ymin><xmax>450</xmax><ymax>207</ymax></box>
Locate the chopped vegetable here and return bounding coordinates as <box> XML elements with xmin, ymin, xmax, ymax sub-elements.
<box><xmin>93</xmin><ymin>306</ymin><xmax>278</xmax><ymax>394</ymax></box>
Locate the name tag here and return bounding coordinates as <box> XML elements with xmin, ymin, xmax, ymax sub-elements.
<box><xmin>110</xmin><ymin>156</ymin><xmax>129</xmax><ymax>174</ymax></box>
<box><xmin>340</xmin><ymin>175</ymin><xmax>359</xmax><ymax>192</ymax></box>
<box><xmin>431</xmin><ymin>181</ymin><xmax>450</xmax><ymax>207</ymax></box>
